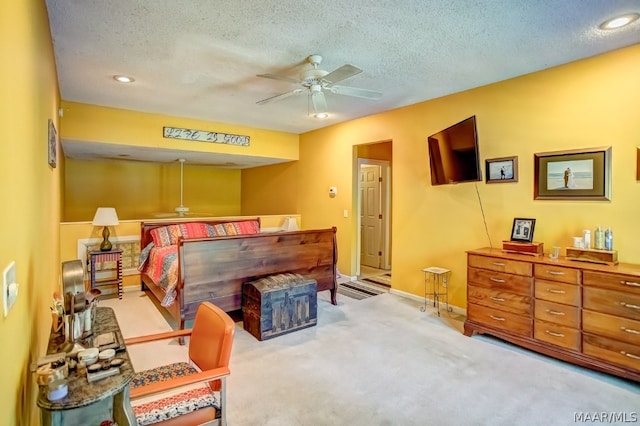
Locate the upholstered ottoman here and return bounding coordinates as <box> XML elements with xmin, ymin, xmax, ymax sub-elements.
<box><xmin>242</xmin><ymin>273</ymin><xmax>317</xmax><ymax>341</ymax></box>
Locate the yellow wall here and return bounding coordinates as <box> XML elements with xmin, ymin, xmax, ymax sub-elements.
<box><xmin>65</xmin><ymin>158</ymin><xmax>242</xmax><ymax>221</ymax></box>
<box><xmin>241</xmin><ymin>161</ymin><xmax>300</xmax><ymax>216</ymax></box>
<box><xmin>357</xmin><ymin>141</ymin><xmax>392</xmax><ymax>161</ymax></box>
<box><xmin>61</xmin><ymin>101</ymin><xmax>300</xmax><ymax>160</ymax></box>
<box><xmin>294</xmin><ymin>44</ymin><xmax>640</xmax><ymax>307</ymax></box>
<box><xmin>0</xmin><ymin>1</ymin><xmax>61</xmax><ymax>424</ymax></box>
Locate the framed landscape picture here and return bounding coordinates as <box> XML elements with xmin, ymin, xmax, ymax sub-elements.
<box><xmin>486</xmin><ymin>156</ymin><xmax>518</xmax><ymax>184</ymax></box>
<box><xmin>534</xmin><ymin>147</ymin><xmax>611</xmax><ymax>200</ymax></box>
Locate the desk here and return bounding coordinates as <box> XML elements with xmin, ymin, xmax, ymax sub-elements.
<box><xmin>89</xmin><ymin>250</ymin><xmax>123</xmax><ymax>299</ymax></box>
<box><xmin>420</xmin><ymin>267</ymin><xmax>452</xmax><ymax>317</ymax></box>
<box><xmin>37</xmin><ymin>307</ymin><xmax>135</xmax><ymax>425</ymax></box>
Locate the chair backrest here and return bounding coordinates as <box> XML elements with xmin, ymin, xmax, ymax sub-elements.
<box><xmin>189</xmin><ymin>302</ymin><xmax>235</xmax><ymax>372</ymax></box>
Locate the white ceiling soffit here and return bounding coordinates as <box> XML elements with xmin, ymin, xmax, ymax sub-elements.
<box><xmin>62</xmin><ymin>140</ymin><xmax>292</xmax><ymax>169</ymax></box>
<box><xmin>47</xmin><ymin>1</ymin><xmax>640</xmax><ymax>162</ymax></box>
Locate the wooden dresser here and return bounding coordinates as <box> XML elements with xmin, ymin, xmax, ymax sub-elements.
<box><xmin>465</xmin><ymin>247</ymin><xmax>640</xmax><ymax>382</ymax></box>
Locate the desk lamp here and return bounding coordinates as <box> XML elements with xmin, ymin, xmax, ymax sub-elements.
<box><xmin>92</xmin><ymin>207</ymin><xmax>119</xmax><ymax>251</ymax></box>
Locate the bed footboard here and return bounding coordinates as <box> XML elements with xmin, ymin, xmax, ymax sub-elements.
<box><xmin>177</xmin><ymin>227</ymin><xmax>338</xmax><ymax>325</ymax></box>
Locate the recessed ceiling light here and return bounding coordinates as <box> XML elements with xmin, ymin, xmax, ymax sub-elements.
<box><xmin>314</xmin><ymin>113</ymin><xmax>329</xmax><ymax>119</ymax></box>
<box><xmin>599</xmin><ymin>13</ymin><xmax>639</xmax><ymax>30</ymax></box>
<box><xmin>113</xmin><ymin>75</ymin><xmax>135</xmax><ymax>83</ymax></box>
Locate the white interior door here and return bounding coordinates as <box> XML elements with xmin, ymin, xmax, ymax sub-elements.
<box><xmin>360</xmin><ymin>165</ymin><xmax>382</xmax><ymax>268</ymax></box>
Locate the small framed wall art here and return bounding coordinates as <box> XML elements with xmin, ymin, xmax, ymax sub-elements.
<box><xmin>48</xmin><ymin>119</ymin><xmax>57</xmax><ymax>168</ymax></box>
<box><xmin>534</xmin><ymin>147</ymin><xmax>611</xmax><ymax>200</ymax></box>
<box><xmin>510</xmin><ymin>218</ymin><xmax>536</xmax><ymax>243</ymax></box>
<box><xmin>485</xmin><ymin>156</ymin><xmax>518</xmax><ymax>184</ymax></box>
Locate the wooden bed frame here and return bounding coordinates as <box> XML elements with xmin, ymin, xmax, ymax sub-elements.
<box><xmin>140</xmin><ymin>219</ymin><xmax>338</xmax><ymax>330</ymax></box>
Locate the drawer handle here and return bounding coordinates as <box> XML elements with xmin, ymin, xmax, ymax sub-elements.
<box><xmin>545</xmin><ymin>309</ymin><xmax>565</xmax><ymax>316</ymax></box>
<box><xmin>490</xmin><ymin>277</ymin><xmax>505</xmax><ymax>283</ymax></box>
<box><xmin>621</xmin><ymin>280</ymin><xmax>640</xmax><ymax>288</ymax></box>
<box><xmin>490</xmin><ymin>296</ymin><xmax>505</xmax><ymax>302</ymax></box>
<box><xmin>545</xmin><ymin>330</ymin><xmax>565</xmax><ymax>338</ymax></box>
<box><xmin>621</xmin><ymin>327</ymin><xmax>640</xmax><ymax>335</ymax></box>
<box><xmin>489</xmin><ymin>315</ymin><xmax>505</xmax><ymax>321</ymax></box>
<box><xmin>547</xmin><ymin>270</ymin><xmax>565</xmax><ymax>275</ymax></box>
<box><xmin>547</xmin><ymin>288</ymin><xmax>566</xmax><ymax>294</ymax></box>
<box><xmin>620</xmin><ymin>351</ymin><xmax>640</xmax><ymax>361</ymax></box>
<box><xmin>620</xmin><ymin>302</ymin><xmax>640</xmax><ymax>311</ymax></box>
<box><xmin>492</xmin><ymin>262</ymin><xmax>506</xmax><ymax>267</ymax></box>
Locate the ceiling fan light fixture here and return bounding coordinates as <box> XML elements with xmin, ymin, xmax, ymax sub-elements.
<box><xmin>599</xmin><ymin>13</ymin><xmax>639</xmax><ymax>29</ymax></box>
<box><xmin>113</xmin><ymin>74</ymin><xmax>135</xmax><ymax>83</ymax></box>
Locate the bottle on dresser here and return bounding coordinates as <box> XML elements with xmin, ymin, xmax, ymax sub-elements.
<box><xmin>583</xmin><ymin>229</ymin><xmax>591</xmax><ymax>249</ymax></box>
<box><xmin>604</xmin><ymin>227</ymin><xmax>613</xmax><ymax>251</ymax></box>
<box><xmin>594</xmin><ymin>226</ymin><xmax>605</xmax><ymax>250</ymax></box>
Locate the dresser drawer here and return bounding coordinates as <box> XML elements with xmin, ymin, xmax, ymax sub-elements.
<box><xmin>583</xmin><ymin>334</ymin><xmax>640</xmax><ymax>372</ymax></box>
<box><xmin>583</xmin><ymin>270</ymin><xmax>640</xmax><ymax>295</ymax></box>
<box><xmin>468</xmin><ymin>284</ymin><xmax>531</xmax><ymax>315</ymax></box>
<box><xmin>468</xmin><ymin>254</ymin><xmax>532</xmax><ymax>276</ymax></box>
<box><xmin>583</xmin><ymin>287</ymin><xmax>640</xmax><ymax>321</ymax></box>
<box><xmin>583</xmin><ymin>310</ymin><xmax>640</xmax><ymax>345</ymax></box>
<box><xmin>534</xmin><ymin>264</ymin><xmax>580</xmax><ymax>284</ymax></box>
<box><xmin>468</xmin><ymin>267</ymin><xmax>532</xmax><ymax>296</ymax></box>
<box><xmin>534</xmin><ymin>280</ymin><xmax>580</xmax><ymax>306</ymax></box>
<box><xmin>534</xmin><ymin>299</ymin><xmax>580</xmax><ymax>328</ymax></box>
<box><xmin>467</xmin><ymin>303</ymin><xmax>532</xmax><ymax>336</ymax></box>
<box><xmin>534</xmin><ymin>320</ymin><xmax>580</xmax><ymax>351</ymax></box>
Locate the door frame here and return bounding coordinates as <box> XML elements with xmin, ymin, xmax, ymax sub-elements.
<box><xmin>356</xmin><ymin>158</ymin><xmax>391</xmax><ymax>276</ymax></box>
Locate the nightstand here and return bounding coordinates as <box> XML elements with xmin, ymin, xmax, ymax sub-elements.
<box><xmin>89</xmin><ymin>249</ymin><xmax>123</xmax><ymax>299</ymax></box>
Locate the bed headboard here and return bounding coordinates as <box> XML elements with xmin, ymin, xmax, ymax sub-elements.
<box><xmin>140</xmin><ymin>218</ymin><xmax>261</xmax><ymax>248</ymax></box>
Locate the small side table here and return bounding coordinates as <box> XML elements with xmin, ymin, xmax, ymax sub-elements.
<box><xmin>420</xmin><ymin>267</ymin><xmax>452</xmax><ymax>316</ymax></box>
<box><xmin>89</xmin><ymin>249</ymin><xmax>123</xmax><ymax>299</ymax></box>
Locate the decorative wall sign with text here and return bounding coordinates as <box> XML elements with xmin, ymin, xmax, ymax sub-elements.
<box><xmin>163</xmin><ymin>126</ymin><xmax>250</xmax><ymax>146</ymax></box>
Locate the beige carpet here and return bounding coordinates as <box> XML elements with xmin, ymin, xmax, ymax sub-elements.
<box><xmin>102</xmin><ymin>290</ymin><xmax>639</xmax><ymax>426</ymax></box>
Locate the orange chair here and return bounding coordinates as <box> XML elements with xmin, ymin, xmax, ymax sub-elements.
<box><xmin>125</xmin><ymin>302</ymin><xmax>235</xmax><ymax>426</ymax></box>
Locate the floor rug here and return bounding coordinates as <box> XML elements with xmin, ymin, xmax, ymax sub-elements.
<box><xmin>361</xmin><ymin>273</ymin><xmax>391</xmax><ymax>287</ymax></box>
<box><xmin>338</xmin><ymin>280</ymin><xmax>389</xmax><ymax>300</ymax></box>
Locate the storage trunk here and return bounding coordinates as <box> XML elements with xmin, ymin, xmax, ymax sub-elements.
<box><xmin>242</xmin><ymin>273</ymin><xmax>317</xmax><ymax>341</ymax></box>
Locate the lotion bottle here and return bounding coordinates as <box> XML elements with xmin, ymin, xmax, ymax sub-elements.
<box><xmin>583</xmin><ymin>230</ymin><xmax>591</xmax><ymax>249</ymax></box>
<box><xmin>594</xmin><ymin>226</ymin><xmax>604</xmax><ymax>250</ymax></box>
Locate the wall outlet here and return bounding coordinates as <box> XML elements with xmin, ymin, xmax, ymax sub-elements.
<box><xmin>3</xmin><ymin>261</ymin><xmax>18</xmax><ymax>317</ymax></box>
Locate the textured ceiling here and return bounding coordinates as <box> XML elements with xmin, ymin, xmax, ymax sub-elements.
<box><xmin>46</xmin><ymin>0</ymin><xmax>640</xmax><ymax>165</ymax></box>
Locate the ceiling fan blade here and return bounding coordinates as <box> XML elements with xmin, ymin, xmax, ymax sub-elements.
<box><xmin>322</xmin><ymin>64</ymin><xmax>362</xmax><ymax>84</ymax></box>
<box><xmin>311</xmin><ymin>90</ymin><xmax>327</xmax><ymax>114</ymax></box>
<box><xmin>256</xmin><ymin>88</ymin><xmax>304</xmax><ymax>105</ymax></box>
<box><xmin>329</xmin><ymin>85</ymin><xmax>383</xmax><ymax>100</ymax></box>
<box><xmin>256</xmin><ymin>73</ymin><xmax>301</xmax><ymax>84</ymax></box>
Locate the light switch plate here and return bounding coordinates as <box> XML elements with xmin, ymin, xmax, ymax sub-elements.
<box><xmin>3</xmin><ymin>261</ymin><xmax>17</xmax><ymax>317</ymax></box>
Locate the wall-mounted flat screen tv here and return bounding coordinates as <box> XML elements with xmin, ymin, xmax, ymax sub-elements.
<box><xmin>428</xmin><ymin>115</ymin><xmax>481</xmax><ymax>185</ymax></box>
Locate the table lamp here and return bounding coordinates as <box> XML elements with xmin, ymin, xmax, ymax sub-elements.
<box><xmin>92</xmin><ymin>207</ymin><xmax>119</xmax><ymax>251</ymax></box>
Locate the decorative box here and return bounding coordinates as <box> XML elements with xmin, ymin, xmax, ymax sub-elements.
<box><xmin>242</xmin><ymin>273</ymin><xmax>317</xmax><ymax>341</ymax></box>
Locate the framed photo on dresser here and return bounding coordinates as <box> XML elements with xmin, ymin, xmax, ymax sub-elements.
<box><xmin>510</xmin><ymin>218</ymin><xmax>535</xmax><ymax>243</ymax></box>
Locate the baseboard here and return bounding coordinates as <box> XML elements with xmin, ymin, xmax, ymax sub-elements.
<box><xmin>389</xmin><ymin>288</ymin><xmax>466</xmax><ymax>316</ymax></box>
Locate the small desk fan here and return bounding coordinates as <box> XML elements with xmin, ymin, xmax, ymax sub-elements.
<box><xmin>60</xmin><ymin>260</ymin><xmax>86</xmax><ymax>353</ymax></box>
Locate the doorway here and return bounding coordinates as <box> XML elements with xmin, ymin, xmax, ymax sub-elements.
<box><xmin>356</xmin><ymin>152</ymin><xmax>391</xmax><ymax>278</ymax></box>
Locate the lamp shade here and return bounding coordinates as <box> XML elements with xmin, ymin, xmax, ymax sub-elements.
<box><xmin>92</xmin><ymin>208</ymin><xmax>119</xmax><ymax>226</ymax></box>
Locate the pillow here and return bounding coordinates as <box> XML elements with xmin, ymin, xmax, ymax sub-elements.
<box><xmin>209</xmin><ymin>220</ymin><xmax>260</xmax><ymax>237</ymax></box>
<box><xmin>178</xmin><ymin>222</ymin><xmax>212</xmax><ymax>239</ymax></box>
<box><xmin>149</xmin><ymin>225</ymin><xmax>182</xmax><ymax>247</ymax></box>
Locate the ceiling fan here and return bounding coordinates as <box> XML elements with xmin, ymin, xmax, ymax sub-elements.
<box><xmin>256</xmin><ymin>54</ymin><xmax>382</xmax><ymax>117</ymax></box>
<box><xmin>154</xmin><ymin>159</ymin><xmax>212</xmax><ymax>218</ymax></box>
